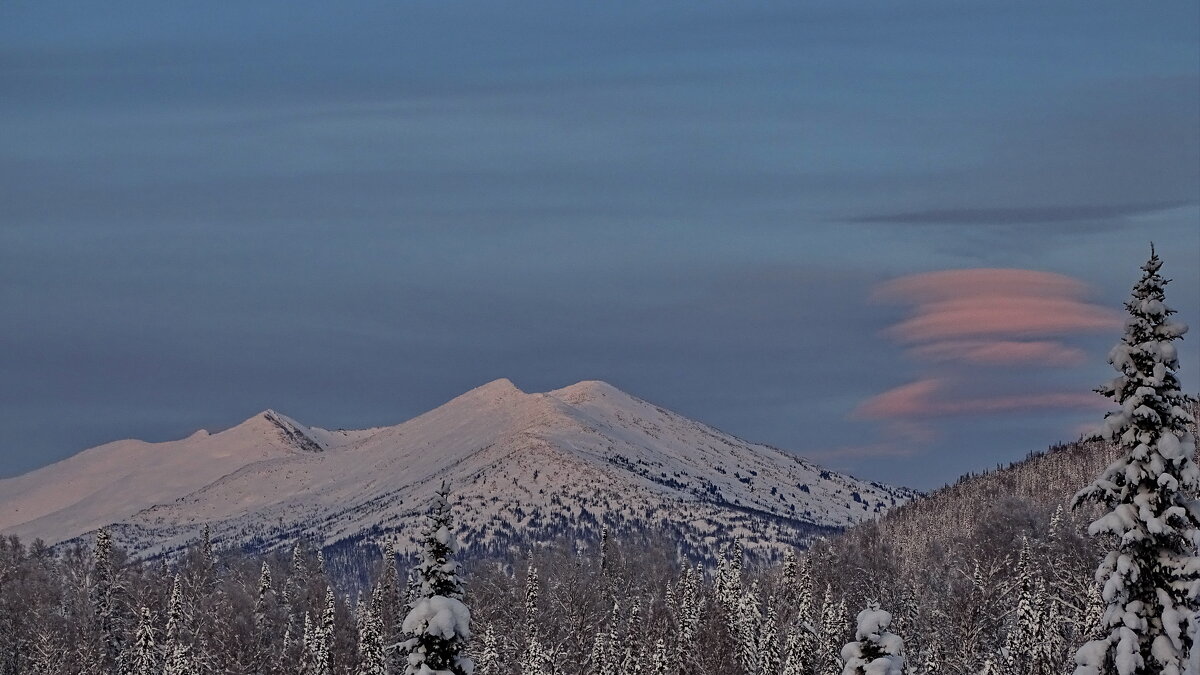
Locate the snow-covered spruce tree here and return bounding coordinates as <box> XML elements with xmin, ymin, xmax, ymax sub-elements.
<box><xmin>673</xmin><ymin>563</ymin><xmax>704</xmax><ymax>669</ymax></box>
<box><xmin>840</xmin><ymin>602</ymin><xmax>905</xmax><ymax>675</ymax></box>
<box><xmin>129</xmin><ymin>606</ymin><xmax>158</xmax><ymax>675</ymax></box>
<box><xmin>818</xmin><ymin>585</ymin><xmax>847</xmax><ymax>675</ymax></box>
<box><xmin>521</xmin><ymin>561</ymin><xmax>546</xmax><ymax>675</ymax></box>
<box><xmin>619</xmin><ymin>600</ymin><xmax>643</xmax><ymax>672</ymax></box>
<box><xmin>301</xmin><ymin>612</ymin><xmax>317</xmax><ymax>675</ymax></box>
<box><xmin>591</xmin><ymin>600</ymin><xmax>621</xmax><ymax>675</ymax></box>
<box><xmin>356</xmin><ymin>602</ymin><xmax>387</xmax><ymax>675</ymax></box>
<box><xmin>1004</xmin><ymin>538</ymin><xmax>1048</xmax><ymax>675</ymax></box>
<box><xmin>317</xmin><ymin>587</ymin><xmax>335</xmax><ymax>675</ymax></box>
<box><xmin>253</xmin><ymin>560</ymin><xmax>274</xmax><ymax>671</ymax></box>
<box><xmin>474</xmin><ymin>626</ymin><xmax>499</xmax><ymax>675</ymax></box>
<box><xmin>781</xmin><ymin>628</ymin><xmax>812</xmax><ymax>675</ymax></box>
<box><xmin>163</xmin><ymin>574</ymin><xmax>193</xmax><ymax>675</ymax></box>
<box><xmin>399</xmin><ymin>482</ymin><xmax>473</xmax><ymax>675</ymax></box>
<box><xmin>1072</xmin><ymin>249</ymin><xmax>1199</xmax><ymax>675</ymax></box>
<box><xmin>650</xmin><ymin>638</ymin><xmax>670</xmax><ymax>675</ymax></box>
<box><xmin>734</xmin><ymin>581</ymin><xmax>763</xmax><ymax>674</ymax></box>
<box><xmin>599</xmin><ymin>526</ymin><xmax>610</xmax><ymax>574</ymax></box>
<box><xmin>758</xmin><ymin>597</ymin><xmax>781</xmax><ymax>674</ymax></box>
<box><xmin>91</xmin><ymin>527</ymin><xmax>124</xmax><ymax>671</ymax></box>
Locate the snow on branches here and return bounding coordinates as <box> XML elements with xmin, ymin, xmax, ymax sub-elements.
<box><xmin>398</xmin><ymin>483</ymin><xmax>474</xmax><ymax>675</ymax></box>
<box><xmin>1072</xmin><ymin>249</ymin><xmax>1199</xmax><ymax>675</ymax></box>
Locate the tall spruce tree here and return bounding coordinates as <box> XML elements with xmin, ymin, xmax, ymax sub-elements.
<box><xmin>317</xmin><ymin>587</ymin><xmax>335</xmax><ymax>675</ymax></box>
<box><xmin>91</xmin><ymin>527</ymin><xmax>124</xmax><ymax>671</ymax></box>
<box><xmin>398</xmin><ymin>483</ymin><xmax>473</xmax><ymax>675</ymax></box>
<box><xmin>163</xmin><ymin>574</ymin><xmax>193</xmax><ymax>675</ymax></box>
<box><xmin>522</xmin><ymin>562</ymin><xmax>544</xmax><ymax>675</ymax></box>
<box><xmin>128</xmin><ymin>606</ymin><xmax>157</xmax><ymax>675</ymax></box>
<box><xmin>356</xmin><ymin>602</ymin><xmax>386</xmax><ymax>675</ymax></box>
<box><xmin>1072</xmin><ymin>249</ymin><xmax>1199</xmax><ymax>675</ymax></box>
<box><xmin>475</xmin><ymin>625</ymin><xmax>499</xmax><ymax>675</ymax></box>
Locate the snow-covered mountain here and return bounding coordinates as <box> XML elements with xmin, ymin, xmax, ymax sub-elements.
<box><xmin>0</xmin><ymin>379</ymin><xmax>915</xmax><ymax>561</ymax></box>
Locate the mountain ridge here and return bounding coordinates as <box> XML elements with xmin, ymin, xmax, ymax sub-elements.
<box><xmin>0</xmin><ymin>379</ymin><xmax>917</xmax><ymax>561</ymax></box>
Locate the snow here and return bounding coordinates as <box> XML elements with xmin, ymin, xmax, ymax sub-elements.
<box><xmin>401</xmin><ymin>596</ymin><xmax>472</xmax><ymax>641</ymax></box>
<box><xmin>0</xmin><ymin>409</ymin><xmax>371</xmax><ymax>544</ymax></box>
<box><xmin>0</xmin><ymin>379</ymin><xmax>916</xmax><ymax>559</ymax></box>
<box><xmin>840</xmin><ymin>602</ymin><xmax>905</xmax><ymax>675</ymax></box>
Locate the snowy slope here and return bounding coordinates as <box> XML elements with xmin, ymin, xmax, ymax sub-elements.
<box><xmin>0</xmin><ymin>380</ymin><xmax>915</xmax><ymax>560</ymax></box>
<box><xmin>0</xmin><ymin>410</ymin><xmax>371</xmax><ymax>545</ymax></box>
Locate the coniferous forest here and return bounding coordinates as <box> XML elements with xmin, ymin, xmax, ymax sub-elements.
<box><xmin>0</xmin><ymin>260</ymin><xmax>1196</xmax><ymax>675</ymax></box>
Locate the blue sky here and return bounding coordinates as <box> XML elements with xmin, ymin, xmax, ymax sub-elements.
<box><xmin>1</xmin><ymin>1</ymin><xmax>1197</xmax><ymax>488</ymax></box>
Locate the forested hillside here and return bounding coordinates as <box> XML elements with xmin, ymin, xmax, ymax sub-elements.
<box><xmin>0</xmin><ymin>413</ymin><xmax>1188</xmax><ymax>675</ymax></box>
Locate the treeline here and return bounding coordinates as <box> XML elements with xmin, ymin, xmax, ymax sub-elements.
<box><xmin>0</xmin><ymin>503</ymin><xmax>1099</xmax><ymax>675</ymax></box>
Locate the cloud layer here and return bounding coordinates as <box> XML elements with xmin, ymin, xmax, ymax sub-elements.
<box><xmin>851</xmin><ymin>268</ymin><xmax>1119</xmax><ymax>453</ymax></box>
<box><xmin>855</xmin><ymin>377</ymin><xmax>1105</xmax><ymax>420</ymax></box>
<box><xmin>873</xmin><ymin>269</ymin><xmax>1119</xmax><ymax>363</ymax></box>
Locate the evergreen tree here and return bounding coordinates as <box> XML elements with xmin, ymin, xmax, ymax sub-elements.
<box><xmin>253</xmin><ymin>561</ymin><xmax>274</xmax><ymax>672</ymax></box>
<box><xmin>254</xmin><ymin>562</ymin><xmax>273</xmax><ymax>633</ymax></box>
<box><xmin>599</xmin><ymin>526</ymin><xmax>610</xmax><ymax>574</ymax></box>
<box><xmin>163</xmin><ymin>575</ymin><xmax>193</xmax><ymax>675</ymax></box>
<box><xmin>818</xmin><ymin>585</ymin><xmax>845</xmax><ymax>675</ymax></box>
<box><xmin>374</xmin><ymin>539</ymin><xmax>404</xmax><ymax>675</ymax></box>
<box><xmin>475</xmin><ymin>625</ymin><xmax>499</xmax><ymax>675</ymax></box>
<box><xmin>650</xmin><ymin>638</ymin><xmax>669</xmax><ymax>675</ymax></box>
<box><xmin>588</xmin><ymin>628</ymin><xmax>607</xmax><ymax>675</ymax></box>
<box><xmin>599</xmin><ymin>601</ymin><xmax>622</xmax><ymax>675</ymax></box>
<box><xmin>620</xmin><ymin>600</ymin><xmax>643</xmax><ymax>673</ymax></box>
<box><xmin>522</xmin><ymin>562</ymin><xmax>543</xmax><ymax>675</ymax></box>
<box><xmin>128</xmin><ymin>606</ymin><xmax>157</xmax><ymax>675</ymax></box>
<box><xmin>200</xmin><ymin>525</ymin><xmax>215</xmax><ymax>586</ymax></box>
<box><xmin>91</xmin><ymin>527</ymin><xmax>124</xmax><ymax>671</ymax></box>
<box><xmin>398</xmin><ymin>483</ymin><xmax>473</xmax><ymax>675</ymax></box>
<box><xmin>300</xmin><ymin>612</ymin><xmax>316</xmax><ymax>675</ymax></box>
<box><xmin>840</xmin><ymin>601</ymin><xmax>905</xmax><ymax>675</ymax></box>
<box><xmin>1004</xmin><ymin>538</ymin><xmax>1045</xmax><ymax>675</ymax></box>
<box><xmin>1072</xmin><ymin>249</ymin><xmax>1199</xmax><ymax>675</ymax></box>
<box><xmin>355</xmin><ymin>603</ymin><xmax>386</xmax><ymax>675</ymax></box>
<box><xmin>781</xmin><ymin>628</ymin><xmax>811</xmax><ymax>675</ymax></box>
<box><xmin>758</xmin><ymin>597</ymin><xmax>781</xmax><ymax>675</ymax></box>
<box><xmin>317</xmin><ymin>587</ymin><xmax>335</xmax><ymax>675</ymax></box>
<box><xmin>734</xmin><ymin>582</ymin><xmax>762</xmax><ymax>674</ymax></box>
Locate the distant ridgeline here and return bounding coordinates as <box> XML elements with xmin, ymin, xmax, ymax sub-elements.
<box><xmin>866</xmin><ymin>395</ymin><xmax>1200</xmax><ymax>574</ymax></box>
<box><xmin>0</xmin><ymin>379</ymin><xmax>914</xmax><ymax>578</ymax></box>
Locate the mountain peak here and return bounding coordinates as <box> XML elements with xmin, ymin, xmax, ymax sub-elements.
<box><xmin>453</xmin><ymin>378</ymin><xmax>527</xmax><ymax>404</ymax></box>
<box><xmin>548</xmin><ymin>379</ymin><xmax>626</xmax><ymax>404</ymax></box>
<box><xmin>226</xmin><ymin>409</ymin><xmax>326</xmax><ymax>453</ymax></box>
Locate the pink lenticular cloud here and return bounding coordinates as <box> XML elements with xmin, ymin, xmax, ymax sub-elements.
<box><xmin>873</xmin><ymin>268</ymin><xmax>1119</xmax><ymax>367</ymax></box>
<box><xmin>851</xmin><ymin>267</ymin><xmax>1119</xmax><ymax>444</ymax></box>
<box><xmin>854</xmin><ymin>378</ymin><xmax>944</xmax><ymax>419</ymax></box>
<box><xmin>887</xmin><ymin>296</ymin><xmax>1120</xmax><ymax>342</ymax></box>
<box><xmin>909</xmin><ymin>340</ymin><xmax>1087</xmax><ymax>366</ymax></box>
<box><xmin>854</xmin><ymin>378</ymin><xmax>1106</xmax><ymax>420</ymax></box>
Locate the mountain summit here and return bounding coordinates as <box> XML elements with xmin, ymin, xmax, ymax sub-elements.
<box><xmin>0</xmin><ymin>380</ymin><xmax>915</xmax><ymax>560</ymax></box>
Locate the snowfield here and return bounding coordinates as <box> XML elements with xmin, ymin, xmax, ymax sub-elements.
<box><xmin>0</xmin><ymin>379</ymin><xmax>915</xmax><ymax>560</ymax></box>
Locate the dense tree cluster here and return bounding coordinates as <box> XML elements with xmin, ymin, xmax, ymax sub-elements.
<box><xmin>0</xmin><ymin>470</ymin><xmax>1177</xmax><ymax>675</ymax></box>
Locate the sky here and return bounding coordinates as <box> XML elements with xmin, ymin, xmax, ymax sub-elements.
<box><xmin>1</xmin><ymin>1</ymin><xmax>1197</xmax><ymax>489</ymax></box>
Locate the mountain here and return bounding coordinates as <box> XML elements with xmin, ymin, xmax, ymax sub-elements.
<box><xmin>0</xmin><ymin>379</ymin><xmax>915</xmax><ymax>561</ymax></box>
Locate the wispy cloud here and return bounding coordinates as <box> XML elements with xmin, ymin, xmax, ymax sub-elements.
<box><xmin>908</xmin><ymin>340</ymin><xmax>1087</xmax><ymax>367</ymax></box>
<box><xmin>845</xmin><ymin>202</ymin><xmax>1187</xmax><ymax>225</ymax></box>
<box><xmin>854</xmin><ymin>377</ymin><xmax>1105</xmax><ymax>420</ymax></box>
